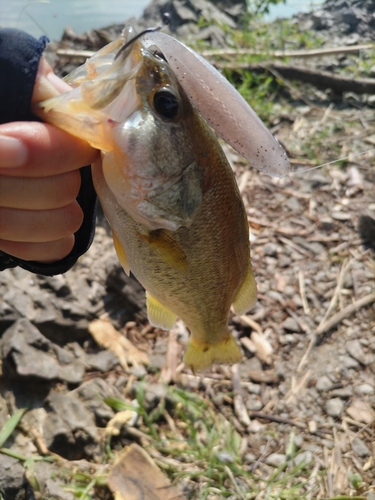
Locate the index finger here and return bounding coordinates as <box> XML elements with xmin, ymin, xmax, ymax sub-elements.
<box><xmin>0</xmin><ymin>121</ymin><xmax>100</xmax><ymax>177</ymax></box>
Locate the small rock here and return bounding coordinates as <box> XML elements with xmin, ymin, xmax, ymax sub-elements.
<box><xmin>357</xmin><ymin>384</ymin><xmax>375</xmax><ymax>395</ymax></box>
<box><xmin>331</xmin><ymin>386</ymin><xmax>353</xmax><ymax>399</ymax></box>
<box><xmin>248</xmin><ymin>369</ymin><xmax>279</xmax><ymax>384</ymax></box>
<box><xmin>318</xmin><ymin>217</ymin><xmax>334</xmax><ymax>231</ymax></box>
<box><xmin>325</xmin><ymin>398</ymin><xmax>344</xmax><ymax>418</ymax></box>
<box><xmin>331</xmin><ymin>211</ymin><xmax>351</xmax><ymax>221</ymax></box>
<box><xmin>129</xmin><ymin>364</ymin><xmax>147</xmax><ymax>378</ymax></box>
<box><xmin>278</xmin><ymin>255</ymin><xmax>292</xmax><ymax>268</ymax></box>
<box><xmin>308</xmin><ymin>173</ymin><xmax>331</xmax><ymax>188</ymax></box>
<box><xmin>248</xmin><ymin>419</ymin><xmax>264</xmax><ymax>433</ymax></box>
<box><xmin>44</xmin><ymin>392</ymin><xmax>99</xmax><ymax>460</ymax></box>
<box><xmin>134</xmin><ymin>382</ymin><xmax>167</xmax><ymax>411</ymax></box>
<box><xmin>316</xmin><ymin>375</ymin><xmax>333</xmax><ymax>392</ymax></box>
<box><xmin>285</xmin><ymin>197</ymin><xmax>302</xmax><ymax>212</ymax></box>
<box><xmin>282</xmin><ymin>317</ymin><xmax>301</xmax><ymax>333</ymax></box>
<box><xmin>245</xmin><ymin>396</ymin><xmax>263</xmax><ymax>412</ymax></box>
<box><xmin>279</xmin><ymin>334</ymin><xmax>298</xmax><ymax>344</ymax></box>
<box><xmin>148</xmin><ymin>353</ymin><xmax>166</xmax><ymax>370</ymax></box>
<box><xmin>247</xmin><ymin>382</ymin><xmax>261</xmax><ymax>395</ymax></box>
<box><xmin>293</xmin><ymin>450</ymin><xmax>313</xmax><ymax>467</ymax></box>
<box><xmin>263</xmin><ymin>243</ymin><xmax>278</xmax><ymax>257</ymax></box>
<box><xmin>75</xmin><ymin>378</ymin><xmax>122</xmax><ymax>425</ymax></box>
<box><xmin>216</xmin><ymin>451</ymin><xmax>235</xmax><ymax>463</ymax></box>
<box><xmin>0</xmin><ymin>454</ymin><xmax>34</xmax><ymax>500</ymax></box>
<box><xmin>351</xmin><ymin>437</ymin><xmax>370</xmax><ymax>457</ymax></box>
<box><xmin>240</xmin><ymin>356</ymin><xmax>262</xmax><ymax>375</ymax></box>
<box><xmin>340</xmin><ymin>354</ymin><xmax>359</xmax><ymax>368</ymax></box>
<box><xmin>265</xmin><ymin>453</ymin><xmax>286</xmax><ymax>467</ymax></box>
<box><xmin>1</xmin><ymin>319</ymin><xmax>85</xmax><ymax>384</ymax></box>
<box><xmin>85</xmin><ymin>350</ymin><xmax>120</xmax><ymax>372</ymax></box>
<box><xmin>346</xmin><ymin>339</ymin><xmax>373</xmax><ymax>365</ymax></box>
<box><xmin>35</xmin><ymin>462</ymin><xmax>74</xmax><ymax>500</ymax></box>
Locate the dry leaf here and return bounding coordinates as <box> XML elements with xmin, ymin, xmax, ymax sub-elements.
<box><xmin>107</xmin><ymin>443</ymin><xmax>186</xmax><ymax>500</ymax></box>
<box><xmin>250</xmin><ymin>331</ymin><xmax>273</xmax><ymax>364</ymax></box>
<box><xmin>240</xmin><ymin>336</ymin><xmax>257</xmax><ymax>353</ymax></box>
<box><xmin>88</xmin><ymin>319</ymin><xmax>149</xmax><ymax>371</ymax></box>
<box><xmin>106</xmin><ymin>407</ymin><xmax>139</xmax><ymax>436</ymax></box>
<box><xmin>346</xmin><ymin>399</ymin><xmax>375</xmax><ymax>424</ymax></box>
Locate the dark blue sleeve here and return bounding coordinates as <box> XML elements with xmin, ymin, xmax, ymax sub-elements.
<box><xmin>0</xmin><ymin>28</ymin><xmax>97</xmax><ymax>276</ymax></box>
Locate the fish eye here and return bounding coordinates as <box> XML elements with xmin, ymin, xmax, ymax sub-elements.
<box><xmin>153</xmin><ymin>89</ymin><xmax>179</xmax><ymax>119</ymax></box>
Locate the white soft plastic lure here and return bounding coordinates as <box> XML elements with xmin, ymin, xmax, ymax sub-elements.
<box><xmin>143</xmin><ymin>31</ymin><xmax>290</xmax><ymax>178</ymax></box>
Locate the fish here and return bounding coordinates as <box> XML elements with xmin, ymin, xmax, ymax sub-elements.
<box><xmin>34</xmin><ymin>26</ymin><xmax>289</xmax><ymax>371</ymax></box>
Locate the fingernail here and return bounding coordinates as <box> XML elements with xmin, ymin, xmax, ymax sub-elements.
<box><xmin>0</xmin><ymin>135</ymin><xmax>28</xmax><ymax>167</ymax></box>
<box><xmin>47</xmin><ymin>71</ymin><xmax>71</xmax><ymax>93</ymax></box>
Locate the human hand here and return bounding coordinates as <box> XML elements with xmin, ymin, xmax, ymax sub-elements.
<box><xmin>0</xmin><ymin>58</ymin><xmax>100</xmax><ymax>264</ymax></box>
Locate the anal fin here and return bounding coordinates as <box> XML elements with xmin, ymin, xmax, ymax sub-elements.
<box><xmin>146</xmin><ymin>292</ymin><xmax>177</xmax><ymax>330</ymax></box>
<box><xmin>232</xmin><ymin>262</ymin><xmax>257</xmax><ymax>315</ymax></box>
<box><xmin>112</xmin><ymin>231</ymin><xmax>130</xmax><ymax>276</ymax></box>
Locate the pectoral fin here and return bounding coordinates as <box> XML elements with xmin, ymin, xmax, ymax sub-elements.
<box><xmin>232</xmin><ymin>263</ymin><xmax>257</xmax><ymax>315</ymax></box>
<box><xmin>143</xmin><ymin>230</ymin><xmax>188</xmax><ymax>274</ymax></box>
<box><xmin>112</xmin><ymin>231</ymin><xmax>130</xmax><ymax>276</ymax></box>
<box><xmin>146</xmin><ymin>292</ymin><xmax>177</xmax><ymax>330</ymax></box>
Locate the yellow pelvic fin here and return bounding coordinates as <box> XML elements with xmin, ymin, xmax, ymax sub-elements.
<box><xmin>112</xmin><ymin>231</ymin><xmax>130</xmax><ymax>276</ymax></box>
<box><xmin>232</xmin><ymin>263</ymin><xmax>257</xmax><ymax>315</ymax></box>
<box><xmin>146</xmin><ymin>292</ymin><xmax>178</xmax><ymax>330</ymax></box>
<box><xmin>183</xmin><ymin>334</ymin><xmax>242</xmax><ymax>372</ymax></box>
<box><xmin>143</xmin><ymin>230</ymin><xmax>188</xmax><ymax>274</ymax></box>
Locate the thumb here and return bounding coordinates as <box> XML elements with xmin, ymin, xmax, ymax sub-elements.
<box><xmin>32</xmin><ymin>57</ymin><xmax>71</xmax><ymax>104</ymax></box>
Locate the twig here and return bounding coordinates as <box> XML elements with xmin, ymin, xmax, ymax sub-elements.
<box><xmin>286</xmin><ymin>370</ymin><xmax>312</xmax><ymax>405</ymax></box>
<box><xmin>298</xmin><ymin>269</ymin><xmax>310</xmax><ymax>315</ymax></box>
<box><xmin>321</xmin><ymin>259</ymin><xmax>351</xmax><ymax>325</ymax></box>
<box><xmin>315</xmin><ymin>291</ymin><xmax>375</xmax><ymax>336</ymax></box>
<box><xmin>298</xmin><ymin>291</ymin><xmax>375</xmax><ymax>372</ymax></box>
<box><xmin>248</xmin><ymin>411</ymin><xmax>305</xmax><ymax>429</ymax></box>
<box><xmin>278</xmin><ymin>236</ymin><xmax>312</xmax><ymax>257</ymax></box>
<box><xmin>201</xmin><ymin>44</ymin><xmax>374</xmax><ymax>59</ymax></box>
<box><xmin>214</xmin><ymin>61</ymin><xmax>375</xmax><ymax>95</ymax></box>
<box><xmin>298</xmin><ymin>259</ymin><xmax>350</xmax><ymax>372</ymax></box>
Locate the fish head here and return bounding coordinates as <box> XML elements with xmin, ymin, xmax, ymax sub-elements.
<box><xmin>103</xmin><ymin>34</ymin><xmax>206</xmax><ymax>231</ymax></box>
<box><xmin>35</xmin><ymin>26</ymin><xmax>206</xmax><ymax>232</ymax></box>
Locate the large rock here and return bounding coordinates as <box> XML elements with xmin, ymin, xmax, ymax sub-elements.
<box><xmin>0</xmin><ymin>454</ymin><xmax>35</xmax><ymax>500</ymax></box>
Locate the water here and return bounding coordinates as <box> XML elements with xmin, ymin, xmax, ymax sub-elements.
<box><xmin>1</xmin><ymin>0</ymin><xmax>322</xmax><ymax>42</ymax></box>
<box><xmin>265</xmin><ymin>0</ymin><xmax>323</xmax><ymax>21</ymax></box>
<box><xmin>0</xmin><ymin>0</ymin><xmax>150</xmax><ymax>40</ymax></box>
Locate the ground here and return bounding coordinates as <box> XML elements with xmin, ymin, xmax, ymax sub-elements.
<box><xmin>0</xmin><ymin>1</ymin><xmax>374</xmax><ymax>499</ymax></box>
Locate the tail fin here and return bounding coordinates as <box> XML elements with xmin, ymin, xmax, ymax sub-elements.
<box><xmin>183</xmin><ymin>333</ymin><xmax>242</xmax><ymax>372</ymax></box>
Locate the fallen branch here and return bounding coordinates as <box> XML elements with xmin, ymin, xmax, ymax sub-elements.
<box><xmin>57</xmin><ymin>44</ymin><xmax>374</xmax><ymax>61</ymax></box>
<box><xmin>201</xmin><ymin>44</ymin><xmax>374</xmax><ymax>59</ymax></box>
<box><xmin>215</xmin><ymin>61</ymin><xmax>375</xmax><ymax>94</ymax></box>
